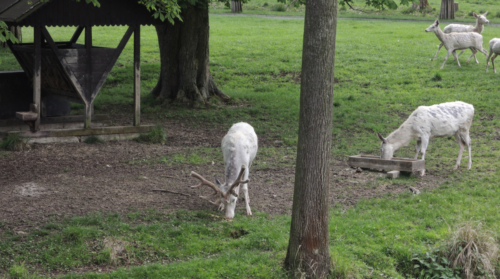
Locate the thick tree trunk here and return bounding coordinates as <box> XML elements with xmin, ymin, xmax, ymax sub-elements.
<box><xmin>284</xmin><ymin>0</ymin><xmax>337</xmax><ymax>278</ymax></box>
<box><xmin>231</xmin><ymin>1</ymin><xmax>243</xmax><ymax>13</ymax></box>
<box><xmin>440</xmin><ymin>0</ymin><xmax>455</xmax><ymax>19</ymax></box>
<box><xmin>151</xmin><ymin>5</ymin><xmax>228</xmax><ymax>105</ymax></box>
<box><xmin>1</xmin><ymin>26</ymin><xmax>22</xmax><ymax>48</ymax></box>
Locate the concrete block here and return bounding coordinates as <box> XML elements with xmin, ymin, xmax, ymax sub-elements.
<box><xmin>386</xmin><ymin>170</ymin><xmax>400</xmax><ymax>179</ymax></box>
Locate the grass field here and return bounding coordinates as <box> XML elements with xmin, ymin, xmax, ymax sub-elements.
<box><xmin>2</xmin><ymin>11</ymin><xmax>500</xmax><ymax>279</ymax></box>
<box><xmin>210</xmin><ymin>0</ymin><xmax>500</xmax><ymax>24</ymax></box>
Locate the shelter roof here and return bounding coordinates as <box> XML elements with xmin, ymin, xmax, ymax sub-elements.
<box><xmin>0</xmin><ymin>0</ymin><xmax>162</xmax><ymax>27</ymax></box>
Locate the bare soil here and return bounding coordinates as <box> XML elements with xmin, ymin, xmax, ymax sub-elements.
<box><xmin>0</xmin><ymin>118</ymin><xmax>444</xmax><ymax>234</ymax></box>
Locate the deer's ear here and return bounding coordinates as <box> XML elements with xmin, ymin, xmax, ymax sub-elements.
<box><xmin>378</xmin><ymin>133</ymin><xmax>388</xmax><ymax>144</ymax></box>
<box><xmin>435</xmin><ymin>19</ymin><xmax>439</xmax><ymax>26</ymax></box>
<box><xmin>483</xmin><ymin>11</ymin><xmax>488</xmax><ymax>16</ymax></box>
<box><xmin>473</xmin><ymin>12</ymin><xmax>478</xmax><ymax>18</ymax></box>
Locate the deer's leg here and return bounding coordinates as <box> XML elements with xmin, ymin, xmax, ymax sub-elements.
<box><xmin>241</xmin><ymin>183</ymin><xmax>252</xmax><ymax>216</ymax></box>
<box><xmin>432</xmin><ymin>43</ymin><xmax>444</xmax><ymax>61</ymax></box>
<box><xmin>486</xmin><ymin>52</ymin><xmax>493</xmax><ymax>72</ymax></box>
<box><xmin>441</xmin><ymin>50</ymin><xmax>452</xmax><ymax>69</ymax></box>
<box><xmin>419</xmin><ymin>137</ymin><xmax>430</xmax><ymax>176</ymax></box>
<box><xmin>466</xmin><ymin>48</ymin><xmax>477</xmax><ymax>65</ymax></box>
<box><xmin>492</xmin><ymin>54</ymin><xmax>498</xmax><ymax>74</ymax></box>
<box><xmin>465</xmin><ymin>134</ymin><xmax>472</xmax><ymax>170</ymax></box>
<box><xmin>454</xmin><ymin>134</ymin><xmax>465</xmax><ymax>170</ymax></box>
<box><xmin>414</xmin><ymin>139</ymin><xmax>422</xmax><ymax>160</ymax></box>
<box><xmin>453</xmin><ymin>50</ymin><xmax>461</xmax><ymax>67</ymax></box>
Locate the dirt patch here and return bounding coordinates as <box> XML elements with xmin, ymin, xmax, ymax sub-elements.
<box><xmin>0</xmin><ymin>118</ymin><xmax>445</xmax><ymax>234</ymax></box>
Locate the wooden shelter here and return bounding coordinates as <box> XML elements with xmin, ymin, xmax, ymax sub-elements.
<box><xmin>0</xmin><ymin>0</ymin><xmax>160</xmax><ymax>140</ymax></box>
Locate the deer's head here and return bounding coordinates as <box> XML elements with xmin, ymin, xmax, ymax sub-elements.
<box><xmin>190</xmin><ymin>165</ymin><xmax>248</xmax><ymax>219</ymax></box>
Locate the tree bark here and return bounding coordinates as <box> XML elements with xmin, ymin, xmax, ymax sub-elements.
<box><xmin>284</xmin><ymin>0</ymin><xmax>337</xmax><ymax>278</ymax></box>
<box><xmin>440</xmin><ymin>0</ymin><xmax>455</xmax><ymax>19</ymax></box>
<box><xmin>151</xmin><ymin>5</ymin><xmax>228</xmax><ymax>105</ymax></box>
<box><xmin>419</xmin><ymin>0</ymin><xmax>430</xmax><ymax>9</ymax></box>
<box><xmin>231</xmin><ymin>1</ymin><xmax>243</xmax><ymax>13</ymax></box>
<box><xmin>1</xmin><ymin>26</ymin><xmax>22</xmax><ymax>48</ymax></box>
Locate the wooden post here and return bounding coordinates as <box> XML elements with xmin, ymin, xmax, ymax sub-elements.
<box><xmin>84</xmin><ymin>25</ymin><xmax>92</xmax><ymax>128</ymax></box>
<box><xmin>134</xmin><ymin>25</ymin><xmax>141</xmax><ymax>127</ymax></box>
<box><xmin>33</xmin><ymin>22</ymin><xmax>41</xmax><ymax>131</ymax></box>
<box><xmin>440</xmin><ymin>0</ymin><xmax>455</xmax><ymax>19</ymax></box>
<box><xmin>70</xmin><ymin>26</ymin><xmax>85</xmax><ymax>44</ymax></box>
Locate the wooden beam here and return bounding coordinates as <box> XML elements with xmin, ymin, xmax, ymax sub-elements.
<box><xmin>33</xmin><ymin>22</ymin><xmax>41</xmax><ymax>131</ymax></box>
<box><xmin>134</xmin><ymin>25</ymin><xmax>141</xmax><ymax>126</ymax></box>
<box><xmin>70</xmin><ymin>26</ymin><xmax>85</xmax><ymax>43</ymax></box>
<box><xmin>85</xmin><ymin>25</ymin><xmax>93</xmax><ymax>129</ymax></box>
<box><xmin>40</xmin><ymin>26</ymin><xmax>86</xmax><ymax>105</ymax></box>
<box><xmin>0</xmin><ymin>114</ymin><xmax>110</xmax><ymax>127</ymax></box>
<box><xmin>7</xmin><ymin>125</ymin><xmax>156</xmax><ymax>138</ymax></box>
<box><xmin>90</xmin><ymin>26</ymin><xmax>134</xmax><ymax>101</ymax></box>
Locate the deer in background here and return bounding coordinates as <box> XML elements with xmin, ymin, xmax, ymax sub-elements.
<box><xmin>431</xmin><ymin>12</ymin><xmax>489</xmax><ymax>63</ymax></box>
<box><xmin>378</xmin><ymin>101</ymin><xmax>474</xmax><ymax>176</ymax></box>
<box><xmin>425</xmin><ymin>19</ymin><xmax>488</xmax><ymax>69</ymax></box>
<box><xmin>190</xmin><ymin>122</ymin><xmax>258</xmax><ymax>219</ymax></box>
<box><xmin>486</xmin><ymin>38</ymin><xmax>500</xmax><ymax>73</ymax></box>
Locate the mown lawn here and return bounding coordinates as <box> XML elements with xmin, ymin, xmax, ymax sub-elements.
<box><xmin>1</xmin><ymin>13</ymin><xmax>500</xmax><ymax>278</ymax></box>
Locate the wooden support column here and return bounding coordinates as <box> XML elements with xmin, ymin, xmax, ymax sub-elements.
<box><xmin>33</xmin><ymin>22</ymin><xmax>41</xmax><ymax>131</ymax></box>
<box><xmin>133</xmin><ymin>25</ymin><xmax>141</xmax><ymax>126</ymax></box>
<box><xmin>84</xmin><ymin>25</ymin><xmax>92</xmax><ymax>129</ymax></box>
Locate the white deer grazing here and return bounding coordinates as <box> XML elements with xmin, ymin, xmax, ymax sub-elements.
<box><xmin>190</xmin><ymin>122</ymin><xmax>258</xmax><ymax>219</ymax></box>
<box><xmin>378</xmin><ymin>101</ymin><xmax>474</xmax><ymax>175</ymax></box>
<box><xmin>486</xmin><ymin>38</ymin><xmax>500</xmax><ymax>73</ymax></box>
<box><xmin>431</xmin><ymin>12</ymin><xmax>489</xmax><ymax>63</ymax></box>
<box><xmin>425</xmin><ymin>19</ymin><xmax>488</xmax><ymax>69</ymax></box>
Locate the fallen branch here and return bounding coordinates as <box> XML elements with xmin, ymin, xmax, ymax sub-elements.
<box><xmin>152</xmin><ymin>189</ymin><xmax>191</xmax><ymax>197</ymax></box>
<box><xmin>161</xmin><ymin>175</ymin><xmax>182</xmax><ymax>180</ymax></box>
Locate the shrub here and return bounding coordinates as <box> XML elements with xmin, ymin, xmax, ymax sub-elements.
<box><xmin>134</xmin><ymin>126</ymin><xmax>166</xmax><ymax>144</ymax></box>
<box><xmin>402</xmin><ymin>7</ymin><xmax>417</xmax><ymax>14</ymax></box>
<box><xmin>0</xmin><ymin>134</ymin><xmax>30</xmax><ymax>151</ymax></box>
<box><xmin>412</xmin><ymin>251</ymin><xmax>461</xmax><ymax>279</ymax></box>
<box><xmin>9</xmin><ymin>262</ymin><xmax>29</xmax><ymax>279</ymax></box>
<box><xmin>496</xmin><ymin>11</ymin><xmax>500</xmax><ymax>18</ymax></box>
<box><xmin>270</xmin><ymin>3</ymin><xmax>286</xmax><ymax>12</ymax></box>
<box><xmin>445</xmin><ymin>222</ymin><xmax>498</xmax><ymax>279</ymax></box>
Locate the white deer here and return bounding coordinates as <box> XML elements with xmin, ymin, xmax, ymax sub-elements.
<box><xmin>190</xmin><ymin>122</ymin><xmax>258</xmax><ymax>219</ymax></box>
<box><xmin>486</xmin><ymin>38</ymin><xmax>500</xmax><ymax>73</ymax></box>
<box><xmin>425</xmin><ymin>19</ymin><xmax>488</xmax><ymax>69</ymax></box>
<box><xmin>431</xmin><ymin>12</ymin><xmax>489</xmax><ymax>63</ymax></box>
<box><xmin>378</xmin><ymin>101</ymin><xmax>474</xmax><ymax>175</ymax></box>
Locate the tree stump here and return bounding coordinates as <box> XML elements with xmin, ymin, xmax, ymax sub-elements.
<box><xmin>230</xmin><ymin>1</ymin><xmax>242</xmax><ymax>13</ymax></box>
<box><xmin>440</xmin><ymin>0</ymin><xmax>455</xmax><ymax>19</ymax></box>
<box><xmin>1</xmin><ymin>26</ymin><xmax>22</xmax><ymax>48</ymax></box>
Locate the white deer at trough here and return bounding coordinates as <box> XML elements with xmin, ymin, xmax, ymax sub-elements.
<box><xmin>425</xmin><ymin>19</ymin><xmax>488</xmax><ymax>69</ymax></box>
<box><xmin>486</xmin><ymin>38</ymin><xmax>500</xmax><ymax>73</ymax></box>
<box><xmin>378</xmin><ymin>101</ymin><xmax>474</xmax><ymax>176</ymax></box>
<box><xmin>190</xmin><ymin>122</ymin><xmax>258</xmax><ymax>219</ymax></box>
<box><xmin>431</xmin><ymin>12</ymin><xmax>489</xmax><ymax>63</ymax></box>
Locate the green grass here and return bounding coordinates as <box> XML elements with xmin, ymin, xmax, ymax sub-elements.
<box><xmin>2</xmin><ymin>13</ymin><xmax>500</xmax><ymax>278</ymax></box>
<box><xmin>209</xmin><ymin>0</ymin><xmax>500</xmax><ymax>24</ymax></box>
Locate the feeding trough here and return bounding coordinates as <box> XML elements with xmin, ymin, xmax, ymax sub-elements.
<box><xmin>348</xmin><ymin>155</ymin><xmax>425</xmax><ymax>177</ymax></box>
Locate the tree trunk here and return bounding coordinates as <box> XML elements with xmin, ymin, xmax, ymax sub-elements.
<box><xmin>151</xmin><ymin>5</ymin><xmax>228</xmax><ymax>105</ymax></box>
<box><xmin>284</xmin><ymin>0</ymin><xmax>337</xmax><ymax>278</ymax></box>
<box><xmin>231</xmin><ymin>1</ymin><xmax>242</xmax><ymax>13</ymax></box>
<box><xmin>440</xmin><ymin>0</ymin><xmax>455</xmax><ymax>19</ymax></box>
<box><xmin>1</xmin><ymin>26</ymin><xmax>22</xmax><ymax>48</ymax></box>
<box><xmin>419</xmin><ymin>0</ymin><xmax>430</xmax><ymax>9</ymax></box>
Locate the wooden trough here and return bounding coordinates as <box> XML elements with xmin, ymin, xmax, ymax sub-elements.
<box><xmin>348</xmin><ymin>155</ymin><xmax>425</xmax><ymax>177</ymax></box>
